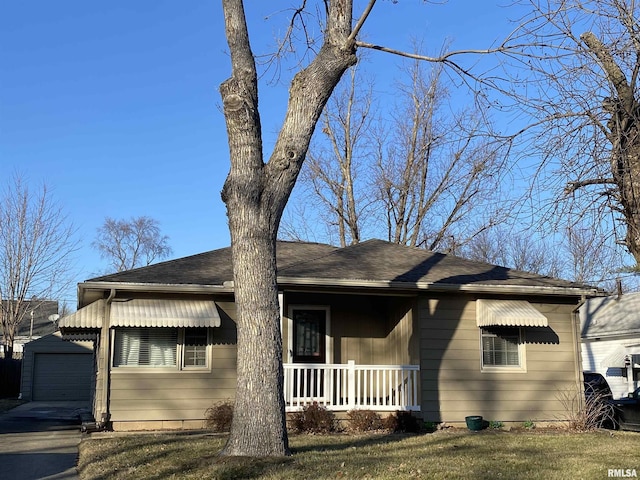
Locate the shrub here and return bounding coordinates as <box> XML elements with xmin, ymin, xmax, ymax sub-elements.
<box><xmin>557</xmin><ymin>388</ymin><xmax>617</xmax><ymax>431</ymax></box>
<box><xmin>523</xmin><ymin>420</ymin><xmax>535</xmax><ymax>429</ymax></box>
<box><xmin>205</xmin><ymin>400</ymin><xmax>234</xmax><ymax>432</ymax></box>
<box><xmin>290</xmin><ymin>402</ymin><xmax>337</xmax><ymax>434</ymax></box>
<box><xmin>346</xmin><ymin>409</ymin><xmax>383</xmax><ymax>432</ymax></box>
<box><xmin>423</xmin><ymin>421</ymin><xmax>438</xmax><ymax>432</ymax></box>
<box><xmin>383</xmin><ymin>411</ymin><xmax>421</xmax><ymax>433</ymax></box>
<box><xmin>489</xmin><ymin>420</ymin><xmax>504</xmax><ymax>429</ymax></box>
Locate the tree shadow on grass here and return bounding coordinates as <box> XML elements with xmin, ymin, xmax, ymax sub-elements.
<box><xmin>289</xmin><ymin>431</ymin><xmax>432</xmax><ymax>453</ymax></box>
<box><xmin>209</xmin><ymin>456</ymin><xmax>295</xmax><ymax>480</ymax></box>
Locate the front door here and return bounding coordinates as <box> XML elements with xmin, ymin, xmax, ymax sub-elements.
<box><xmin>291</xmin><ymin>308</ymin><xmax>328</xmax><ymax>399</ymax></box>
<box><xmin>292</xmin><ymin>309</ymin><xmax>327</xmax><ymax>364</ymax></box>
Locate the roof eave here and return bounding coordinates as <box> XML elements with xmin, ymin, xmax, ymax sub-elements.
<box><xmin>77</xmin><ymin>276</ymin><xmax>603</xmax><ymax>307</ymax></box>
<box><xmin>78</xmin><ymin>281</ymin><xmax>235</xmax><ymax>307</ymax></box>
<box><xmin>583</xmin><ymin>329</ymin><xmax>640</xmax><ymax>340</ymax></box>
<box><xmin>275</xmin><ymin>276</ymin><xmax>602</xmax><ymax>297</ymax></box>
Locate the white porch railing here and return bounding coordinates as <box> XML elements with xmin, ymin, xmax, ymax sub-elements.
<box><xmin>283</xmin><ymin>361</ymin><xmax>420</xmax><ymax>412</ymax></box>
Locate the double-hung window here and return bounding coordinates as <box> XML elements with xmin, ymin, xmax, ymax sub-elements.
<box><xmin>481</xmin><ymin>327</ymin><xmax>523</xmax><ymax>370</ymax></box>
<box><xmin>182</xmin><ymin>328</ymin><xmax>208</xmax><ymax>368</ymax></box>
<box><xmin>113</xmin><ymin>327</ymin><xmax>209</xmax><ymax>369</ymax></box>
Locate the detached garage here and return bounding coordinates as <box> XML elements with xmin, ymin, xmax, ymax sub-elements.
<box><xmin>21</xmin><ymin>332</ymin><xmax>94</xmax><ymax>402</ymax></box>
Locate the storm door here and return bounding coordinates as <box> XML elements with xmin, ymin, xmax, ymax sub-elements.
<box><xmin>292</xmin><ymin>309</ymin><xmax>327</xmax><ymax>364</ymax></box>
<box><xmin>291</xmin><ymin>308</ymin><xmax>328</xmax><ymax>399</ymax></box>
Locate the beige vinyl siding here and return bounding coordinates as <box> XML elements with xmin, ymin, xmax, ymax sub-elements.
<box><xmin>419</xmin><ymin>295</ymin><xmax>580</xmax><ymax>424</ymax></box>
<box><xmin>106</xmin><ymin>300</ymin><xmax>238</xmax><ymax>428</ymax></box>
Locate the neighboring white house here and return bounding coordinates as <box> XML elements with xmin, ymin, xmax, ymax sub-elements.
<box><xmin>580</xmin><ymin>293</ymin><xmax>640</xmax><ymax>399</ymax></box>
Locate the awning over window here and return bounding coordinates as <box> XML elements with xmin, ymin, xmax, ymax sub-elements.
<box><xmin>59</xmin><ymin>299</ymin><xmax>106</xmax><ymax>329</ymax></box>
<box><xmin>601</xmin><ymin>344</ymin><xmax>640</xmax><ymax>368</ymax></box>
<box><xmin>110</xmin><ymin>299</ymin><xmax>221</xmax><ymax>328</ymax></box>
<box><xmin>476</xmin><ymin>299</ymin><xmax>548</xmax><ymax>328</ymax></box>
<box><xmin>60</xmin><ymin>329</ymin><xmax>100</xmax><ymax>342</ymax></box>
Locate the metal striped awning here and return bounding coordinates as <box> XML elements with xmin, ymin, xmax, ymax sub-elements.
<box><xmin>601</xmin><ymin>344</ymin><xmax>640</xmax><ymax>368</ymax></box>
<box><xmin>59</xmin><ymin>299</ymin><xmax>106</xmax><ymax>329</ymax></box>
<box><xmin>60</xmin><ymin>329</ymin><xmax>100</xmax><ymax>341</ymax></box>
<box><xmin>476</xmin><ymin>299</ymin><xmax>548</xmax><ymax>327</ymax></box>
<box><xmin>110</xmin><ymin>298</ymin><xmax>221</xmax><ymax>328</ymax></box>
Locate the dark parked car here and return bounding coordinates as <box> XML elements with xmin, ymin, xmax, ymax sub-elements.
<box><xmin>584</xmin><ymin>372</ymin><xmax>613</xmax><ymax>400</ymax></box>
<box><xmin>610</xmin><ymin>387</ymin><xmax>640</xmax><ymax>432</ymax></box>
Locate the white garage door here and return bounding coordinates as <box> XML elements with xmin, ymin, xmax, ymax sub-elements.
<box><xmin>33</xmin><ymin>353</ymin><xmax>93</xmax><ymax>401</ymax></box>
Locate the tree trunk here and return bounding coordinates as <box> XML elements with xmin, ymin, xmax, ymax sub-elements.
<box><xmin>613</xmin><ymin>133</ymin><xmax>640</xmax><ymax>265</ymax></box>
<box><xmin>222</xmin><ymin>225</ymin><xmax>289</xmax><ymax>456</ymax></box>
<box><xmin>582</xmin><ymin>31</ymin><xmax>640</xmax><ymax>265</ymax></box>
<box><xmin>219</xmin><ymin>0</ymin><xmax>357</xmax><ymax>457</ymax></box>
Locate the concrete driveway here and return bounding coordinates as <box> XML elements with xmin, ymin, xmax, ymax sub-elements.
<box><xmin>0</xmin><ymin>401</ymin><xmax>89</xmax><ymax>480</ymax></box>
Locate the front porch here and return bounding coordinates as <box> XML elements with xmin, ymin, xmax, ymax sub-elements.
<box><xmin>283</xmin><ymin>361</ymin><xmax>420</xmax><ymax>412</ymax></box>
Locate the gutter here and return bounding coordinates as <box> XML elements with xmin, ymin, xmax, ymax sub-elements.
<box><xmin>78</xmin><ymin>282</ymin><xmax>234</xmax><ymax>307</ymax></box>
<box><xmin>275</xmin><ymin>276</ymin><xmax>604</xmax><ymax>298</ymax></box>
<box><xmin>78</xmin><ymin>277</ymin><xmax>603</xmax><ymax>300</ymax></box>
<box><xmin>572</xmin><ymin>298</ymin><xmax>588</xmax><ymax>404</ymax></box>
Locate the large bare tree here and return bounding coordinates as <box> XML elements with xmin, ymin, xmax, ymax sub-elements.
<box><xmin>284</xmin><ymin>56</ymin><xmax>508</xmax><ymax>251</ymax></box>
<box><xmin>282</xmin><ymin>66</ymin><xmax>376</xmax><ymax>246</ymax></box>
<box><xmin>462</xmin><ymin>226</ymin><xmax>563</xmax><ymax>279</ymax></box>
<box><xmin>219</xmin><ymin>0</ymin><xmax>509</xmax><ymax>456</ymax></box>
<box><xmin>497</xmin><ymin>0</ymin><xmax>640</xmax><ymax>267</ymax></box>
<box><xmin>92</xmin><ymin>216</ymin><xmax>172</xmax><ymax>273</ymax></box>
<box><xmin>373</xmin><ymin>59</ymin><xmax>506</xmax><ymax>251</ymax></box>
<box><xmin>461</xmin><ymin>219</ymin><xmax>622</xmax><ymax>289</ymax></box>
<box><xmin>220</xmin><ymin>0</ymin><xmax>358</xmax><ymax>456</ymax></box>
<box><xmin>0</xmin><ymin>175</ymin><xmax>77</xmax><ymax>359</ymax></box>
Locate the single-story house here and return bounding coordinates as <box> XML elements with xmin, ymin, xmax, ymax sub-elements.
<box><xmin>580</xmin><ymin>293</ymin><xmax>640</xmax><ymax>399</ymax></box>
<box><xmin>60</xmin><ymin>239</ymin><xmax>603</xmax><ymax>431</ymax></box>
<box><xmin>20</xmin><ymin>331</ymin><xmax>94</xmax><ymax>401</ymax></box>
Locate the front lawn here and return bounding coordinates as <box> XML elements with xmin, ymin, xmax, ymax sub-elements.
<box><xmin>78</xmin><ymin>429</ymin><xmax>640</xmax><ymax>479</ymax></box>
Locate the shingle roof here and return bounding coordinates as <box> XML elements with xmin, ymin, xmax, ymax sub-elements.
<box><xmin>580</xmin><ymin>293</ymin><xmax>640</xmax><ymax>337</ymax></box>
<box><xmin>87</xmin><ymin>240</ymin><xmax>337</xmax><ymax>285</ymax></box>
<box><xmin>86</xmin><ymin>239</ymin><xmax>595</xmax><ymax>293</ymax></box>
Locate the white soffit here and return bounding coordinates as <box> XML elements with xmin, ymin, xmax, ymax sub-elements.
<box><xmin>476</xmin><ymin>299</ymin><xmax>548</xmax><ymax>328</ymax></box>
<box><xmin>110</xmin><ymin>298</ymin><xmax>221</xmax><ymax>328</ymax></box>
<box><xmin>59</xmin><ymin>299</ymin><xmax>105</xmax><ymax>328</ymax></box>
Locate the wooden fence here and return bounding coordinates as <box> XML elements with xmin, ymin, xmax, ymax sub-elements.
<box><xmin>0</xmin><ymin>358</ymin><xmax>22</xmax><ymax>398</ymax></box>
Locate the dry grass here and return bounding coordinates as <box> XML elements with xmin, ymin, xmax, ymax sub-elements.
<box><xmin>78</xmin><ymin>429</ymin><xmax>640</xmax><ymax>479</ymax></box>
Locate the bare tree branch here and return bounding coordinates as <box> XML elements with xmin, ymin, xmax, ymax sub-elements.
<box><xmin>0</xmin><ymin>173</ymin><xmax>78</xmax><ymax>358</ymax></box>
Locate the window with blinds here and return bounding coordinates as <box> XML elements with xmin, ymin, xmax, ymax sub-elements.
<box><xmin>113</xmin><ymin>328</ymin><xmax>178</xmax><ymax>367</ymax></box>
<box><xmin>481</xmin><ymin>328</ymin><xmax>521</xmax><ymax>369</ymax></box>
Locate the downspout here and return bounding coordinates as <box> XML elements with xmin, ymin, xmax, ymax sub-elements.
<box><xmin>85</xmin><ymin>289</ymin><xmax>116</xmax><ymax>432</ymax></box>
<box><xmin>101</xmin><ymin>288</ymin><xmax>116</xmax><ymax>428</ymax></box>
<box><xmin>572</xmin><ymin>297</ymin><xmax>588</xmax><ymax>411</ymax></box>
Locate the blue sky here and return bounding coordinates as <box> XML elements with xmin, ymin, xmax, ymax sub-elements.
<box><xmin>0</xmin><ymin>1</ymin><xmax>520</xmax><ymax>305</ymax></box>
